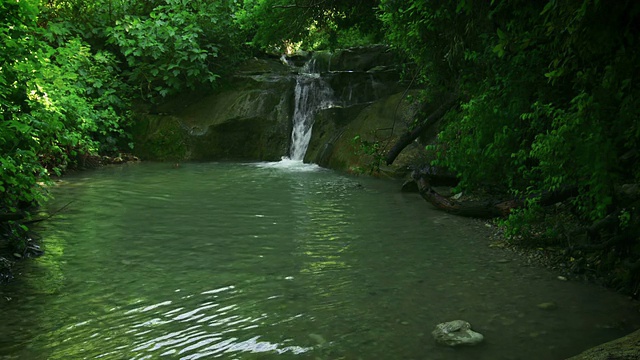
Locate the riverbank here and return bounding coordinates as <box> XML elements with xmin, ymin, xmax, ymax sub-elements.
<box><xmin>476</xmin><ymin>210</ymin><xmax>640</xmax><ymax>359</ymax></box>
<box><xmin>435</xmin><ymin>214</ymin><xmax>640</xmax><ymax>360</ymax></box>
<box><xmin>0</xmin><ymin>154</ymin><xmax>141</xmax><ymax>284</ymax></box>
<box><xmin>404</xmin><ymin>168</ymin><xmax>640</xmax><ymax>300</ymax></box>
<box><xmin>0</xmin><ymin>217</ymin><xmax>43</xmax><ymax>284</ymax></box>
<box><xmin>484</xmin><ymin>215</ymin><xmax>639</xmax><ymax>298</ymax></box>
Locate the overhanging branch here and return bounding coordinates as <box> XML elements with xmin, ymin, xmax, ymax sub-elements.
<box><xmin>272</xmin><ymin>0</ymin><xmax>327</xmax><ymax>9</ymax></box>
<box><xmin>384</xmin><ymin>94</ymin><xmax>458</xmax><ymax>165</ymax></box>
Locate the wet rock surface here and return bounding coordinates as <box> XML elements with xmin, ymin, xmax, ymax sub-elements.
<box><xmin>432</xmin><ymin>320</ymin><xmax>484</xmax><ymax>347</ymax></box>
<box><xmin>565</xmin><ymin>329</ymin><xmax>640</xmax><ymax>360</ymax></box>
<box><xmin>132</xmin><ymin>45</ymin><xmax>425</xmax><ymax>172</ymax></box>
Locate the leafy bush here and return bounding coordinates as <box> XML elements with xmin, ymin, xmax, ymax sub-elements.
<box><xmin>106</xmin><ymin>0</ymin><xmax>244</xmax><ymax>100</ymax></box>
<box><xmin>236</xmin><ymin>0</ymin><xmax>382</xmax><ymax>52</ymax></box>
<box><xmin>380</xmin><ymin>0</ymin><xmax>640</xmax><ymax>225</ymax></box>
<box><xmin>1</xmin><ymin>0</ymin><xmax>132</xmax><ymax>216</ymax></box>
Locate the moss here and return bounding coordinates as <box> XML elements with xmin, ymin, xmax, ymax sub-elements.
<box><xmin>131</xmin><ymin>115</ymin><xmax>188</xmax><ymax>161</ymax></box>
<box><xmin>307</xmin><ymin>92</ymin><xmax>426</xmax><ymax>176</ymax></box>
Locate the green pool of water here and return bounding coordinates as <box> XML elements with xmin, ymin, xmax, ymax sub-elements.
<box><xmin>1</xmin><ymin>162</ymin><xmax>638</xmax><ymax>359</ymax></box>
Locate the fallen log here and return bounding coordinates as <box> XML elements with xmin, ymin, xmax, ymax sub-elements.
<box><xmin>569</xmin><ymin>234</ymin><xmax>626</xmax><ymax>252</ymax></box>
<box><xmin>412</xmin><ymin>165</ymin><xmax>459</xmax><ymax>187</ymax></box>
<box><xmin>412</xmin><ymin>166</ymin><xmax>581</xmax><ymax>218</ymax></box>
<box><xmin>0</xmin><ymin>213</ymin><xmax>26</xmax><ymax>222</ymax></box>
<box><xmin>415</xmin><ymin>177</ymin><xmax>508</xmax><ymax>218</ymax></box>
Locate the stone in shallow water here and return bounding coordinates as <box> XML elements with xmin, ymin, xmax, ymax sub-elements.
<box><xmin>537</xmin><ymin>302</ymin><xmax>558</xmax><ymax>310</ymax></box>
<box><xmin>309</xmin><ymin>333</ymin><xmax>326</xmax><ymax>345</ymax></box>
<box><xmin>432</xmin><ymin>320</ymin><xmax>484</xmax><ymax>347</ymax></box>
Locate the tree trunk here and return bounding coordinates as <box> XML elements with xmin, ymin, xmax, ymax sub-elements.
<box><xmin>385</xmin><ymin>94</ymin><xmax>458</xmax><ymax>165</ymax></box>
<box><xmin>414</xmin><ymin>177</ymin><xmax>508</xmax><ymax>218</ymax></box>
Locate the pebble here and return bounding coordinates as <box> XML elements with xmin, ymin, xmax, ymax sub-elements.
<box><xmin>557</xmin><ymin>276</ymin><xmax>567</xmax><ymax>281</ymax></box>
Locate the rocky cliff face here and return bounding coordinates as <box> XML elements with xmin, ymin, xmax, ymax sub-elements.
<box><xmin>133</xmin><ymin>45</ymin><xmax>427</xmax><ymax>175</ymax></box>
<box><xmin>132</xmin><ymin>57</ymin><xmax>295</xmax><ymax>162</ymax></box>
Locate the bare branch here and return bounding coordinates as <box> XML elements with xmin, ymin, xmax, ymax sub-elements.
<box><xmin>272</xmin><ymin>0</ymin><xmax>327</xmax><ymax>9</ymax></box>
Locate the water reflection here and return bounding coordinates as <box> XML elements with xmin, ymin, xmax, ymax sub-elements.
<box><xmin>121</xmin><ymin>285</ymin><xmax>313</xmax><ymax>358</ymax></box>
<box><xmin>32</xmin><ymin>283</ymin><xmax>314</xmax><ymax>359</ymax></box>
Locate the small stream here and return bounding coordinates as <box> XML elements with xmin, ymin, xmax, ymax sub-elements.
<box><xmin>0</xmin><ymin>162</ymin><xmax>638</xmax><ymax>359</ymax></box>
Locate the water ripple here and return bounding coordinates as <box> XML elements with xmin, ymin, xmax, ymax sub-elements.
<box><xmin>2</xmin><ymin>162</ymin><xmax>639</xmax><ymax>360</ymax></box>
<box><xmin>77</xmin><ymin>282</ymin><xmax>312</xmax><ymax>359</ymax></box>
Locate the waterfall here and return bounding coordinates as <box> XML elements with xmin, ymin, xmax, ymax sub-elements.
<box><xmin>288</xmin><ymin>59</ymin><xmax>334</xmax><ymax>161</ymax></box>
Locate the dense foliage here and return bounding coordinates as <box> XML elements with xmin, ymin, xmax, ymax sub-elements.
<box><xmin>236</xmin><ymin>0</ymin><xmax>382</xmax><ymax>51</ymax></box>
<box><xmin>377</xmin><ymin>0</ymin><xmax>640</xmax><ymax>289</ymax></box>
<box><xmin>1</xmin><ymin>0</ymin><xmax>248</xmax><ymax>257</ymax></box>
<box><xmin>1</xmin><ymin>1</ymin><xmax>129</xmax><ymax>215</ymax></box>
<box><xmin>106</xmin><ymin>0</ymin><xmax>245</xmax><ymax>99</ymax></box>
<box><xmin>379</xmin><ymin>0</ymin><xmax>639</xmax><ymax>226</ymax></box>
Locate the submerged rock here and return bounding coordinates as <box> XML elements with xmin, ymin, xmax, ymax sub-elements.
<box><xmin>537</xmin><ymin>302</ymin><xmax>558</xmax><ymax>310</ymax></box>
<box><xmin>308</xmin><ymin>333</ymin><xmax>327</xmax><ymax>345</ymax></box>
<box><xmin>432</xmin><ymin>320</ymin><xmax>484</xmax><ymax>347</ymax></box>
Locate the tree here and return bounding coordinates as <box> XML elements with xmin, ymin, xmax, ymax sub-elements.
<box><xmin>379</xmin><ymin>0</ymin><xmax>639</xmax><ymax>223</ymax></box>
<box><xmin>377</xmin><ymin>0</ymin><xmax>640</xmax><ymax>291</ymax></box>
<box><xmin>1</xmin><ymin>0</ymin><xmax>132</xmax><ymax>231</ymax></box>
<box><xmin>236</xmin><ymin>0</ymin><xmax>382</xmax><ymax>51</ymax></box>
<box><xmin>106</xmin><ymin>0</ymin><xmax>246</xmax><ymax>100</ymax></box>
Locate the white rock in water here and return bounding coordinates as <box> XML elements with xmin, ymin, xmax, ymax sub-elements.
<box><xmin>308</xmin><ymin>333</ymin><xmax>326</xmax><ymax>345</ymax></box>
<box><xmin>432</xmin><ymin>320</ymin><xmax>484</xmax><ymax>347</ymax></box>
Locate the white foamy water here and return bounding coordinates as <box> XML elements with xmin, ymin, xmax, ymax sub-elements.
<box><xmin>253</xmin><ymin>157</ymin><xmax>325</xmax><ymax>172</ymax></box>
<box><xmin>288</xmin><ymin>61</ymin><xmax>334</xmax><ymax>161</ymax></box>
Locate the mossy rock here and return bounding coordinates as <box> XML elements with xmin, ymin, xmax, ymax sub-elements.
<box><xmin>306</xmin><ymin>91</ymin><xmax>427</xmax><ymax>176</ymax></box>
<box><xmin>131</xmin><ymin>115</ymin><xmax>188</xmax><ymax>161</ymax></box>
<box><xmin>130</xmin><ymin>47</ymin><xmax>417</xmax><ymax>164</ymax></box>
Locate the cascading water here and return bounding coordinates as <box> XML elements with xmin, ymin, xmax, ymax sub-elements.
<box><xmin>288</xmin><ymin>59</ymin><xmax>334</xmax><ymax>161</ymax></box>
